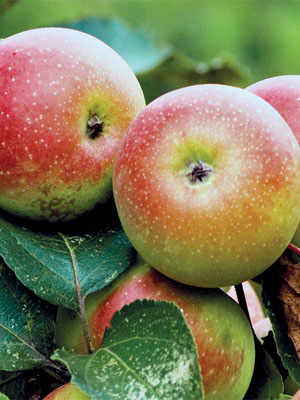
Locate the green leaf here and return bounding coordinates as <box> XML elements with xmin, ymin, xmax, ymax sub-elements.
<box><xmin>0</xmin><ymin>393</ymin><xmax>9</xmax><ymax>400</ymax></box>
<box><xmin>53</xmin><ymin>300</ymin><xmax>203</xmax><ymax>400</ymax></box>
<box><xmin>0</xmin><ymin>200</ymin><xmax>135</xmax><ymax>311</ymax></box>
<box><xmin>0</xmin><ymin>260</ymin><xmax>55</xmax><ymax>371</ymax></box>
<box><xmin>245</xmin><ymin>337</ymin><xmax>284</xmax><ymax>400</ymax></box>
<box><xmin>262</xmin><ymin>263</ymin><xmax>300</xmax><ymax>384</ymax></box>
<box><xmin>63</xmin><ymin>17</ymin><xmax>170</xmax><ymax>74</ymax></box>
<box><xmin>138</xmin><ymin>52</ymin><xmax>250</xmax><ymax>103</ymax></box>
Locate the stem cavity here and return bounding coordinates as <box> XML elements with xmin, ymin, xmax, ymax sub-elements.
<box><xmin>87</xmin><ymin>115</ymin><xmax>104</xmax><ymax>140</ymax></box>
<box><xmin>186</xmin><ymin>160</ymin><xmax>213</xmax><ymax>184</ymax></box>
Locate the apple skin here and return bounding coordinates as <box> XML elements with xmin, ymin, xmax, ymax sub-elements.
<box><xmin>56</xmin><ymin>260</ymin><xmax>255</xmax><ymax>400</ymax></box>
<box><xmin>0</xmin><ymin>27</ymin><xmax>145</xmax><ymax>222</ymax></box>
<box><xmin>293</xmin><ymin>389</ymin><xmax>300</xmax><ymax>400</ymax></box>
<box><xmin>113</xmin><ymin>84</ymin><xmax>300</xmax><ymax>287</ymax></box>
<box><xmin>247</xmin><ymin>75</ymin><xmax>300</xmax><ymax>246</ymax></box>
<box><xmin>43</xmin><ymin>383</ymin><xmax>89</xmax><ymax>400</ymax></box>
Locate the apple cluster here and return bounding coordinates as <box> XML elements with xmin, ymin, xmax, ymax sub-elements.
<box><xmin>1</xmin><ymin>27</ymin><xmax>300</xmax><ymax>399</ymax></box>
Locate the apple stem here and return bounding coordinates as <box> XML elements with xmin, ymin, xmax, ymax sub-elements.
<box><xmin>234</xmin><ymin>283</ymin><xmax>251</xmax><ymax>323</ymax></box>
<box><xmin>44</xmin><ymin>365</ymin><xmax>70</xmax><ymax>383</ymax></box>
<box><xmin>288</xmin><ymin>243</ymin><xmax>300</xmax><ymax>256</ymax></box>
<box><xmin>58</xmin><ymin>233</ymin><xmax>94</xmax><ymax>354</ymax></box>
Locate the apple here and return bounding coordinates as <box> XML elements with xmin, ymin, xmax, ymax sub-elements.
<box><xmin>56</xmin><ymin>260</ymin><xmax>255</xmax><ymax>400</ymax></box>
<box><xmin>247</xmin><ymin>75</ymin><xmax>300</xmax><ymax>246</ymax></box>
<box><xmin>113</xmin><ymin>84</ymin><xmax>300</xmax><ymax>288</ymax></box>
<box><xmin>0</xmin><ymin>27</ymin><xmax>145</xmax><ymax>222</ymax></box>
<box><xmin>293</xmin><ymin>389</ymin><xmax>300</xmax><ymax>400</ymax></box>
<box><xmin>43</xmin><ymin>383</ymin><xmax>89</xmax><ymax>400</ymax></box>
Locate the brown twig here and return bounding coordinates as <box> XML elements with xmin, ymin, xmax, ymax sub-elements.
<box><xmin>234</xmin><ymin>283</ymin><xmax>251</xmax><ymax>323</ymax></box>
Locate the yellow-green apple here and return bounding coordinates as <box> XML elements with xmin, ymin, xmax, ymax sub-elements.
<box><xmin>113</xmin><ymin>84</ymin><xmax>300</xmax><ymax>287</ymax></box>
<box><xmin>247</xmin><ymin>75</ymin><xmax>300</xmax><ymax>246</ymax></box>
<box><xmin>0</xmin><ymin>27</ymin><xmax>145</xmax><ymax>222</ymax></box>
<box><xmin>56</xmin><ymin>260</ymin><xmax>255</xmax><ymax>400</ymax></box>
<box><xmin>43</xmin><ymin>383</ymin><xmax>89</xmax><ymax>400</ymax></box>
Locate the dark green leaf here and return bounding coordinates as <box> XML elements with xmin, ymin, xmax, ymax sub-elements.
<box><xmin>53</xmin><ymin>300</ymin><xmax>203</xmax><ymax>400</ymax></box>
<box><xmin>138</xmin><ymin>52</ymin><xmax>250</xmax><ymax>103</ymax></box>
<box><xmin>64</xmin><ymin>17</ymin><xmax>170</xmax><ymax>74</ymax></box>
<box><xmin>0</xmin><ymin>200</ymin><xmax>135</xmax><ymax>311</ymax></box>
<box><xmin>284</xmin><ymin>374</ymin><xmax>300</xmax><ymax>397</ymax></box>
<box><xmin>262</xmin><ymin>261</ymin><xmax>300</xmax><ymax>384</ymax></box>
<box><xmin>0</xmin><ymin>371</ymin><xmax>26</xmax><ymax>400</ymax></box>
<box><xmin>0</xmin><ymin>260</ymin><xmax>55</xmax><ymax>371</ymax></box>
<box><xmin>245</xmin><ymin>337</ymin><xmax>284</xmax><ymax>400</ymax></box>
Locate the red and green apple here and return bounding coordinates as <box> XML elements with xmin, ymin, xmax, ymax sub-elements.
<box><xmin>247</xmin><ymin>75</ymin><xmax>300</xmax><ymax>246</ymax></box>
<box><xmin>113</xmin><ymin>84</ymin><xmax>300</xmax><ymax>287</ymax></box>
<box><xmin>56</xmin><ymin>260</ymin><xmax>255</xmax><ymax>400</ymax></box>
<box><xmin>293</xmin><ymin>389</ymin><xmax>300</xmax><ymax>400</ymax></box>
<box><xmin>43</xmin><ymin>383</ymin><xmax>89</xmax><ymax>400</ymax></box>
<box><xmin>0</xmin><ymin>27</ymin><xmax>145</xmax><ymax>221</ymax></box>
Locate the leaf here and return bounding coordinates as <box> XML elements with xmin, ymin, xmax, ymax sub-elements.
<box><xmin>0</xmin><ymin>393</ymin><xmax>9</xmax><ymax>400</ymax></box>
<box><xmin>262</xmin><ymin>256</ymin><xmax>300</xmax><ymax>385</ymax></box>
<box><xmin>63</xmin><ymin>17</ymin><xmax>170</xmax><ymax>74</ymax></box>
<box><xmin>276</xmin><ymin>257</ymin><xmax>300</xmax><ymax>356</ymax></box>
<box><xmin>0</xmin><ymin>371</ymin><xmax>26</xmax><ymax>400</ymax></box>
<box><xmin>138</xmin><ymin>52</ymin><xmax>250</xmax><ymax>102</ymax></box>
<box><xmin>0</xmin><ymin>260</ymin><xmax>55</xmax><ymax>371</ymax></box>
<box><xmin>245</xmin><ymin>337</ymin><xmax>284</xmax><ymax>400</ymax></box>
<box><xmin>53</xmin><ymin>300</ymin><xmax>203</xmax><ymax>400</ymax></box>
<box><xmin>0</xmin><ymin>200</ymin><xmax>135</xmax><ymax>311</ymax></box>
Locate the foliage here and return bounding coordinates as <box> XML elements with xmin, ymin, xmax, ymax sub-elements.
<box><xmin>54</xmin><ymin>301</ymin><xmax>203</xmax><ymax>400</ymax></box>
<box><xmin>0</xmin><ymin>260</ymin><xmax>55</xmax><ymax>371</ymax></box>
<box><xmin>262</xmin><ymin>260</ymin><xmax>300</xmax><ymax>385</ymax></box>
<box><xmin>1</xmin><ymin>1</ymin><xmax>300</xmax><ymax>80</ymax></box>
<box><xmin>0</xmin><ymin>200</ymin><xmax>135</xmax><ymax>311</ymax></box>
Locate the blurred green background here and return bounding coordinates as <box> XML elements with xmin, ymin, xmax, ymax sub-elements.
<box><xmin>1</xmin><ymin>0</ymin><xmax>300</xmax><ymax>102</ymax></box>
